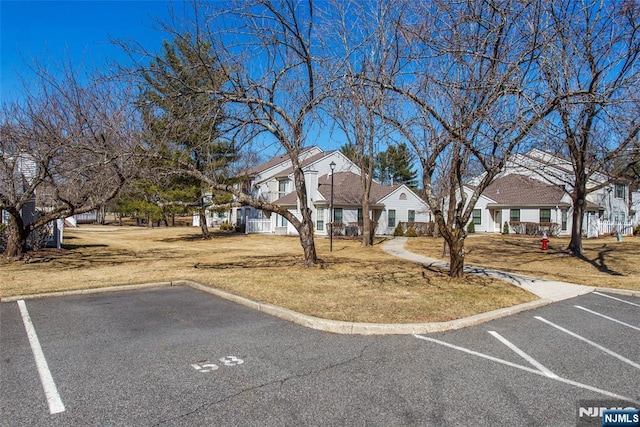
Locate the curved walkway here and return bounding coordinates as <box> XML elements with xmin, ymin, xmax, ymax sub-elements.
<box><xmin>383</xmin><ymin>237</ymin><xmax>594</xmax><ymax>301</ymax></box>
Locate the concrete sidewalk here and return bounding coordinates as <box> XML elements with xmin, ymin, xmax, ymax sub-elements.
<box><xmin>383</xmin><ymin>237</ymin><xmax>595</xmax><ymax>302</ymax></box>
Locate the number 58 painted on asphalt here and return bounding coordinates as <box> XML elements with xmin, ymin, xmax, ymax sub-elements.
<box><xmin>191</xmin><ymin>356</ymin><xmax>244</xmax><ymax>373</ymax></box>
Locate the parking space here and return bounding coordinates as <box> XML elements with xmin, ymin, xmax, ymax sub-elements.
<box><xmin>413</xmin><ymin>291</ymin><xmax>639</xmax><ymax>425</ymax></box>
<box><xmin>1</xmin><ymin>287</ymin><xmax>638</xmax><ymax>426</ymax></box>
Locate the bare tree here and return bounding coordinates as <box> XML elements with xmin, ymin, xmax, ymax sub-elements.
<box><xmin>324</xmin><ymin>0</ymin><xmax>400</xmax><ymax>247</ymax></box>
<box><xmin>214</xmin><ymin>0</ymin><xmax>332</xmax><ymax>265</ymax></box>
<box><xmin>0</xmin><ymin>64</ymin><xmax>136</xmax><ymax>259</ymax></box>
<box><xmin>379</xmin><ymin>0</ymin><xmax>555</xmax><ymax>277</ymax></box>
<box><xmin>534</xmin><ymin>0</ymin><xmax>640</xmax><ymax>255</ymax></box>
<box><xmin>124</xmin><ymin>0</ymin><xmax>332</xmax><ymax>266</ymax></box>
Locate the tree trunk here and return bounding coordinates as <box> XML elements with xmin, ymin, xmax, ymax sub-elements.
<box><xmin>298</xmin><ymin>219</ymin><xmax>318</xmax><ymax>266</ymax></box>
<box><xmin>4</xmin><ymin>215</ymin><xmax>30</xmax><ymax>259</ymax></box>
<box><xmin>568</xmin><ymin>191</ymin><xmax>586</xmax><ymax>256</ymax></box>
<box><xmin>447</xmin><ymin>235</ymin><xmax>466</xmax><ymax>278</ymax></box>
<box><xmin>291</xmin><ymin>164</ymin><xmax>318</xmax><ymax>266</ymax></box>
<box><xmin>199</xmin><ymin>209</ymin><xmax>210</xmax><ymax>239</ymax></box>
<box><xmin>97</xmin><ymin>206</ymin><xmax>107</xmax><ymax>224</ymax></box>
<box><xmin>432</xmin><ymin>212</ymin><xmax>466</xmax><ymax>278</ymax></box>
<box><xmin>361</xmin><ymin>198</ymin><xmax>373</xmax><ymax>247</ymax></box>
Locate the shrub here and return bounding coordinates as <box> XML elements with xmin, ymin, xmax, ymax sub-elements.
<box><xmin>344</xmin><ymin>224</ymin><xmax>360</xmax><ymax>237</ymax></box>
<box><xmin>467</xmin><ymin>221</ymin><xmax>475</xmax><ymax>234</ymax></box>
<box><xmin>509</xmin><ymin>221</ymin><xmax>560</xmax><ymax>237</ymax></box>
<box><xmin>406</xmin><ymin>222</ymin><xmax>436</xmax><ymax>236</ymax></box>
<box><xmin>404</xmin><ymin>227</ymin><xmax>418</xmax><ymax>237</ymax></box>
<box><xmin>394</xmin><ymin>222</ymin><xmax>405</xmax><ymax>236</ymax></box>
<box><xmin>502</xmin><ymin>221</ymin><xmax>509</xmax><ymax>235</ymax></box>
<box><xmin>634</xmin><ymin>224</ymin><xmax>640</xmax><ymax>236</ymax></box>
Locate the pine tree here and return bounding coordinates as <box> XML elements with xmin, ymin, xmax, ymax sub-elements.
<box><xmin>375</xmin><ymin>143</ymin><xmax>418</xmax><ymax>187</ymax></box>
<box><xmin>139</xmin><ymin>34</ymin><xmax>235</xmax><ymax>238</ymax></box>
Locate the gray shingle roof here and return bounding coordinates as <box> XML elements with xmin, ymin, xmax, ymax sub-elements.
<box><xmin>481</xmin><ymin>174</ymin><xmax>568</xmax><ymax>206</ymax></box>
<box><xmin>274</xmin><ymin>172</ymin><xmax>400</xmax><ymax>206</ymax></box>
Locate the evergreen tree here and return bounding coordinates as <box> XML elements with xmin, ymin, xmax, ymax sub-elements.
<box><xmin>139</xmin><ymin>34</ymin><xmax>235</xmax><ymax>238</ymax></box>
<box><xmin>375</xmin><ymin>143</ymin><xmax>418</xmax><ymax>187</ymax></box>
<box><xmin>340</xmin><ymin>143</ymin><xmax>373</xmax><ymax>172</ymax></box>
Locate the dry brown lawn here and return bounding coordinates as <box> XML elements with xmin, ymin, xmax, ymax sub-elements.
<box><xmin>406</xmin><ymin>233</ymin><xmax>640</xmax><ymax>291</ymax></box>
<box><xmin>0</xmin><ymin>225</ymin><xmax>536</xmax><ymax>323</ymax></box>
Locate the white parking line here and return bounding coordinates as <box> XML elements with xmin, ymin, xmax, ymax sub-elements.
<box><xmin>574</xmin><ymin>305</ymin><xmax>640</xmax><ymax>332</ymax></box>
<box><xmin>413</xmin><ymin>334</ymin><xmax>639</xmax><ymax>404</ymax></box>
<box><xmin>17</xmin><ymin>300</ymin><xmax>65</xmax><ymax>415</ymax></box>
<box><xmin>593</xmin><ymin>292</ymin><xmax>640</xmax><ymax>308</ymax></box>
<box><xmin>488</xmin><ymin>331</ymin><xmax>558</xmax><ymax>378</ymax></box>
<box><xmin>535</xmin><ymin>316</ymin><xmax>640</xmax><ymax>370</ymax></box>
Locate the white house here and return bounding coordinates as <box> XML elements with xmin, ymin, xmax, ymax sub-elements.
<box><xmin>465</xmin><ymin>174</ymin><xmax>574</xmax><ymax>236</ymax></box>
<box><xmin>1</xmin><ymin>153</ymin><xmax>63</xmax><ymax>249</ymax></box>
<box><xmin>466</xmin><ymin>149</ymin><xmax>639</xmax><ymax>236</ymax></box>
<box><xmin>219</xmin><ymin>147</ymin><xmax>431</xmax><ymax>236</ymax></box>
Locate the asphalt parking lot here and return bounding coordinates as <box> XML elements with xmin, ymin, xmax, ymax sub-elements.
<box><xmin>1</xmin><ymin>286</ymin><xmax>638</xmax><ymax>426</ymax></box>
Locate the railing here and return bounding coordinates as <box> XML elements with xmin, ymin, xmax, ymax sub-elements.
<box><xmin>246</xmin><ymin>219</ymin><xmax>273</xmax><ymax>233</ymax></box>
<box><xmin>327</xmin><ymin>221</ymin><xmax>381</xmax><ymax>237</ymax></box>
<box><xmin>598</xmin><ymin>220</ymin><xmax>633</xmax><ymax>236</ymax></box>
<box><xmin>400</xmin><ymin>222</ymin><xmax>435</xmax><ymax>236</ymax></box>
<box><xmin>509</xmin><ymin>221</ymin><xmax>561</xmax><ymax>237</ymax></box>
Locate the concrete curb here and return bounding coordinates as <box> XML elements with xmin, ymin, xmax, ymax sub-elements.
<box><xmin>593</xmin><ymin>287</ymin><xmax>640</xmax><ymax>297</ymax></box>
<box><xmin>176</xmin><ymin>280</ymin><xmax>557</xmax><ymax>335</ymax></box>
<box><xmin>2</xmin><ymin>279</ymin><xmax>553</xmax><ymax>335</ymax></box>
<box><xmin>2</xmin><ymin>281</ymin><xmax>637</xmax><ymax>335</ymax></box>
<box><xmin>0</xmin><ymin>282</ymin><xmax>174</xmax><ymax>303</ymax></box>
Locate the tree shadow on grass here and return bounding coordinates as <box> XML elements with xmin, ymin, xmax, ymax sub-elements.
<box><xmin>194</xmin><ymin>255</ymin><xmax>301</xmax><ymax>269</ymax></box>
<box><xmin>577</xmin><ymin>247</ymin><xmax>625</xmax><ymax>276</ymax></box>
<box><xmin>62</xmin><ymin>243</ymin><xmax>109</xmax><ymax>250</ymax></box>
<box><xmin>160</xmin><ymin>232</ymin><xmax>261</xmax><ymax>243</ymax></box>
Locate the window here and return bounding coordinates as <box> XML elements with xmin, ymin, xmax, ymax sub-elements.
<box><xmin>615</xmin><ymin>183</ymin><xmax>625</xmax><ymax>199</ymax></box>
<box><xmin>278</xmin><ymin>214</ymin><xmax>288</xmax><ymax>227</ymax></box>
<box><xmin>316</xmin><ymin>208</ymin><xmax>324</xmax><ymax>231</ymax></box>
<box><xmin>357</xmin><ymin>208</ymin><xmax>363</xmax><ymax>223</ymax></box>
<box><xmin>408</xmin><ymin>210</ymin><xmax>416</xmax><ymax>223</ymax></box>
<box><xmin>399</xmin><ymin>193</ymin><xmax>407</xmax><ymax>200</ymax></box>
<box><xmin>388</xmin><ymin>209</ymin><xmax>396</xmax><ymax>227</ymax></box>
<box><xmin>510</xmin><ymin>209</ymin><xmax>520</xmax><ymax>222</ymax></box>
<box><xmin>473</xmin><ymin>209</ymin><xmax>481</xmax><ymax>225</ymax></box>
<box><xmin>540</xmin><ymin>208</ymin><xmax>551</xmax><ymax>223</ymax></box>
<box><xmin>561</xmin><ymin>209</ymin><xmax>568</xmax><ymax>231</ymax></box>
<box><xmin>333</xmin><ymin>208</ymin><xmax>343</xmax><ymax>224</ymax></box>
<box><xmin>278</xmin><ymin>179</ymin><xmax>289</xmax><ymax>198</ymax></box>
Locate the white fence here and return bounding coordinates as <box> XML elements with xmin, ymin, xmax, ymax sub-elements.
<box><xmin>598</xmin><ymin>220</ymin><xmax>634</xmax><ymax>236</ymax></box>
<box><xmin>246</xmin><ymin>219</ymin><xmax>273</xmax><ymax>234</ymax></box>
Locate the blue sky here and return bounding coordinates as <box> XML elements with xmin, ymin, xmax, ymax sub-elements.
<box><xmin>0</xmin><ymin>1</ymin><xmax>346</xmax><ymax>154</ymax></box>
<box><xmin>1</xmin><ymin>0</ymin><xmax>180</xmax><ymax>102</ymax></box>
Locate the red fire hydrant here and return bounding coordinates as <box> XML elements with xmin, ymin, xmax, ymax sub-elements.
<box><xmin>541</xmin><ymin>232</ymin><xmax>549</xmax><ymax>251</ymax></box>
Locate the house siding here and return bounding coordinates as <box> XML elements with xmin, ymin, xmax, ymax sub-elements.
<box><xmin>378</xmin><ymin>188</ymin><xmax>430</xmax><ymax>235</ymax></box>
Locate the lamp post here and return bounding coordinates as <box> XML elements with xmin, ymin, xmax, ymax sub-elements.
<box><xmin>329</xmin><ymin>161</ymin><xmax>336</xmax><ymax>252</ymax></box>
